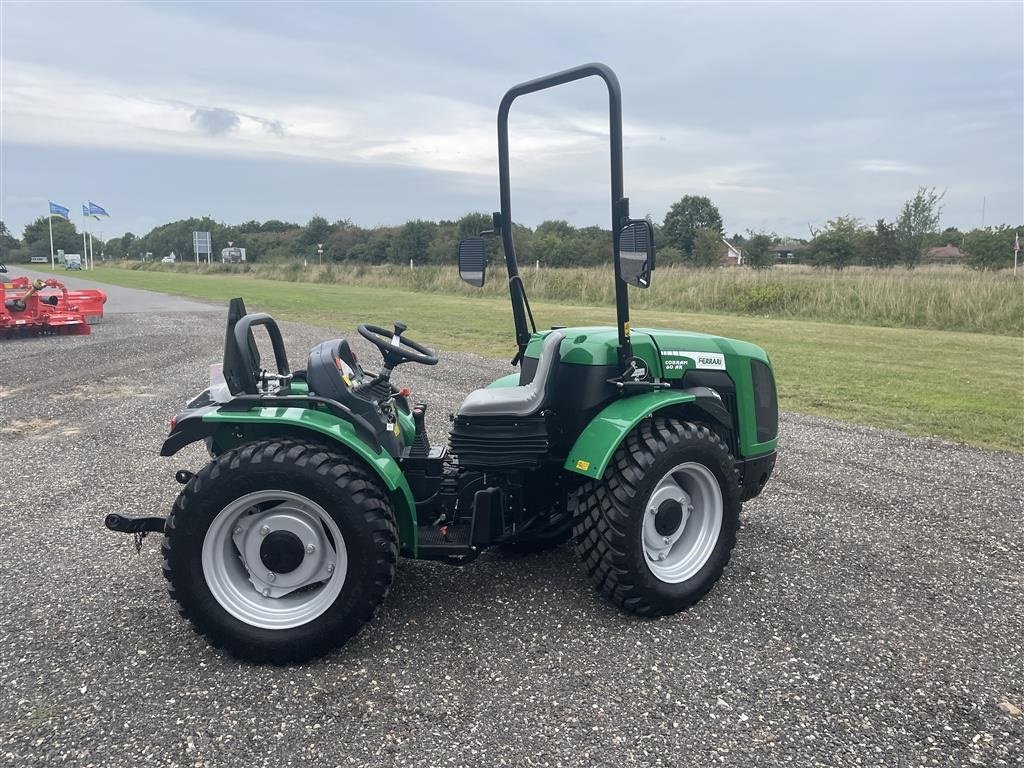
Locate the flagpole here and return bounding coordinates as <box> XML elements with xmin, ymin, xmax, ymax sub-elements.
<box><xmin>48</xmin><ymin>205</ymin><xmax>55</xmax><ymax>268</ymax></box>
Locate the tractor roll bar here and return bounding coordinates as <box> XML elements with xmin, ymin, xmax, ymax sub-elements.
<box><xmin>497</xmin><ymin>62</ymin><xmax>632</xmax><ymax>367</ymax></box>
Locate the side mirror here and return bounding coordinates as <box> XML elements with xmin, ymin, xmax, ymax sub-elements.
<box><xmin>616</xmin><ymin>220</ymin><xmax>655</xmax><ymax>288</ymax></box>
<box><xmin>458</xmin><ymin>236</ymin><xmax>487</xmax><ymax>287</ymax></box>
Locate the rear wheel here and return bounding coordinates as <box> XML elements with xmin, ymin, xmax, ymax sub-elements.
<box><xmin>162</xmin><ymin>440</ymin><xmax>397</xmax><ymax>663</ymax></box>
<box><xmin>572</xmin><ymin>417</ymin><xmax>740</xmax><ymax>616</ymax></box>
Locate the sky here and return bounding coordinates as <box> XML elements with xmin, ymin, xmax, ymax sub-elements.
<box><xmin>2</xmin><ymin>1</ymin><xmax>1022</xmax><ymax>241</ymax></box>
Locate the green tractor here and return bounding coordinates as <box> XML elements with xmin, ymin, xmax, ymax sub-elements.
<box><xmin>107</xmin><ymin>64</ymin><xmax>778</xmax><ymax>663</ymax></box>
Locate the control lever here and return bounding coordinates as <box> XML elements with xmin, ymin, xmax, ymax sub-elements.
<box><xmin>391</xmin><ymin>321</ymin><xmax>408</xmax><ymax>346</ymax></box>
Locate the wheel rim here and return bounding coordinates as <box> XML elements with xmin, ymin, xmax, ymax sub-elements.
<box><xmin>642</xmin><ymin>462</ymin><xmax>723</xmax><ymax>584</ymax></box>
<box><xmin>201</xmin><ymin>490</ymin><xmax>348</xmax><ymax>630</ymax></box>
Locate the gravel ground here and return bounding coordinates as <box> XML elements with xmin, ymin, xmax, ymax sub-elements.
<box><xmin>1</xmin><ymin>304</ymin><xmax>1022</xmax><ymax>768</ymax></box>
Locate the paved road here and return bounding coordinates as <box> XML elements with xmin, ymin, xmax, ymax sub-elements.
<box><xmin>6</xmin><ymin>266</ymin><xmax>216</xmax><ymax>314</ymax></box>
<box><xmin>1</xmin><ymin>308</ymin><xmax>1021</xmax><ymax>767</ymax></box>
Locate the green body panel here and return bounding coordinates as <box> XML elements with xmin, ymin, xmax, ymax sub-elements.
<box><xmin>396</xmin><ymin>407</ymin><xmax>415</xmax><ymax>447</ymax></box>
<box><xmin>526</xmin><ymin>325</ymin><xmax>777</xmax><ymax>460</ymax></box>
<box><xmin>201</xmin><ymin>407</ymin><xmax>418</xmax><ymax>555</ymax></box>
<box><xmin>563</xmin><ymin>391</ymin><xmax>697</xmax><ymax>480</ymax></box>
<box><xmin>486</xmin><ymin>373</ymin><xmax>521</xmax><ymax>389</ymax></box>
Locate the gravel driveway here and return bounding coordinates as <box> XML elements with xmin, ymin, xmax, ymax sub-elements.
<box><xmin>1</xmin><ymin>307</ymin><xmax>1021</xmax><ymax>767</ymax></box>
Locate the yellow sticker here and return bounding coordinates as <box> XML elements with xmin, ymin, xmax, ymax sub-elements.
<box><xmin>575</xmin><ymin>459</ymin><xmax>590</xmax><ymax>471</ymax></box>
<box><xmin>623</xmin><ymin>321</ymin><xmax>631</xmax><ymax>338</ymax></box>
<box><xmin>342</xmin><ymin>375</ymin><xmax>351</xmax><ymax>386</ymax></box>
<box><xmin>393</xmin><ymin>423</ymin><xmax>401</xmax><ymax>436</ymax></box>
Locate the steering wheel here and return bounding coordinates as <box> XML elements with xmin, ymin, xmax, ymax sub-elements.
<box><xmin>357</xmin><ymin>322</ymin><xmax>439</xmax><ymax>369</ymax></box>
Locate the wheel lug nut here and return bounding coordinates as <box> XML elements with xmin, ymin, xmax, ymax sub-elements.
<box><xmin>662</xmin><ymin>536</ymin><xmax>671</xmax><ymax>545</ymax></box>
<box><xmin>687</xmin><ymin>505</ymin><xmax>694</xmax><ymax>513</ymax></box>
<box><xmin>267</xmin><ymin>572</ymin><xmax>276</xmax><ymax>582</ymax></box>
<box><xmin>657</xmin><ymin>552</ymin><xmax>666</xmax><ymax>561</ymax></box>
<box><xmin>305</xmin><ymin>543</ymin><xmax>316</xmax><ymax>555</ymax></box>
<box><xmin>262</xmin><ymin>588</ymin><xmax>271</xmax><ymax>597</ymax></box>
<box><xmin>233</xmin><ymin>526</ymin><xmax>243</xmax><ymax>536</ymax></box>
<box><xmin>259</xmin><ymin>525</ymin><xmax>271</xmax><ymax>536</ymax></box>
<box><xmin>326</xmin><ymin>563</ymin><xmax>335</xmax><ymax>574</ymax></box>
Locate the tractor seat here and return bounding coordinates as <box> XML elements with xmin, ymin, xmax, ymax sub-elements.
<box><xmin>458</xmin><ymin>330</ymin><xmax>565</xmax><ymax>418</ymax></box>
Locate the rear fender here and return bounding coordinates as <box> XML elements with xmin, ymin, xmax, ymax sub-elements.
<box><xmin>162</xmin><ymin>406</ymin><xmax>418</xmax><ymax>555</ymax></box>
<box><xmin>563</xmin><ymin>388</ymin><xmax>734</xmax><ymax>481</ymax></box>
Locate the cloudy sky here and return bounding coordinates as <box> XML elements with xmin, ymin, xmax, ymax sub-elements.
<box><xmin>2</xmin><ymin>1</ymin><xmax>1021</xmax><ymax>240</ymax></box>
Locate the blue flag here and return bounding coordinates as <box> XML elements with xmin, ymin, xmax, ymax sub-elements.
<box><xmin>49</xmin><ymin>201</ymin><xmax>70</xmax><ymax>219</ymax></box>
<box><xmin>88</xmin><ymin>201</ymin><xmax>109</xmax><ymax>217</ymax></box>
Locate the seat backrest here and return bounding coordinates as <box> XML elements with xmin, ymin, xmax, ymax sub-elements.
<box><xmin>528</xmin><ymin>330</ymin><xmax>565</xmax><ymax>408</ymax></box>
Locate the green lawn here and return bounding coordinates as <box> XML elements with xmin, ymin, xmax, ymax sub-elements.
<box><xmin>71</xmin><ymin>267</ymin><xmax>1024</xmax><ymax>452</ymax></box>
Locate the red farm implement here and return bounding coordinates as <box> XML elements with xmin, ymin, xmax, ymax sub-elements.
<box><xmin>1</xmin><ymin>274</ymin><xmax>107</xmax><ymax>338</ymax></box>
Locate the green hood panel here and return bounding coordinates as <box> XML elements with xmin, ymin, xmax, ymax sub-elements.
<box><xmin>523</xmin><ymin>326</ymin><xmax>769</xmax><ymax>377</ymax></box>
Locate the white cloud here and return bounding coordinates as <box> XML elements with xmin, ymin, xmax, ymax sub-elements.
<box><xmin>858</xmin><ymin>159</ymin><xmax>924</xmax><ymax>174</ymax></box>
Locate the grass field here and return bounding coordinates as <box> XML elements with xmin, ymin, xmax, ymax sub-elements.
<box><xmin>52</xmin><ymin>266</ymin><xmax>1024</xmax><ymax>452</ymax></box>
<box><xmin>114</xmin><ymin>260</ymin><xmax>1023</xmax><ymax>336</ymax></box>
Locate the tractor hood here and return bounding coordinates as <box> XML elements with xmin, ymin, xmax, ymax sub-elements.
<box><xmin>523</xmin><ymin>326</ymin><xmax>771</xmax><ymax>381</ymax></box>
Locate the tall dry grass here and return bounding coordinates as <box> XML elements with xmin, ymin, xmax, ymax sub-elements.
<box><xmin>116</xmin><ymin>261</ymin><xmax>1023</xmax><ymax>336</ymax></box>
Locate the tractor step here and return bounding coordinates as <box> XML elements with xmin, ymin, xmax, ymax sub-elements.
<box><xmin>416</xmin><ymin>524</ymin><xmax>478</xmax><ymax>563</ymax></box>
<box><xmin>104</xmin><ymin>514</ymin><xmax>166</xmax><ymax>535</ymax></box>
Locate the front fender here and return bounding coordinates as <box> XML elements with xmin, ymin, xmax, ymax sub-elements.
<box><xmin>563</xmin><ymin>391</ymin><xmax>700</xmax><ymax>481</ymax></box>
<box><xmin>161</xmin><ymin>405</ymin><xmax>418</xmax><ymax>555</ymax></box>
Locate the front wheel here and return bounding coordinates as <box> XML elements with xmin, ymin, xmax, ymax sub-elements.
<box><xmin>572</xmin><ymin>418</ymin><xmax>740</xmax><ymax>616</ymax></box>
<box><xmin>162</xmin><ymin>440</ymin><xmax>398</xmax><ymax>664</ymax></box>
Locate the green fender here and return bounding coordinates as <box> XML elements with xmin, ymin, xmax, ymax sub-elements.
<box><xmin>202</xmin><ymin>407</ymin><xmax>418</xmax><ymax>555</ymax></box>
<box><xmin>563</xmin><ymin>391</ymin><xmax>697</xmax><ymax>481</ymax></box>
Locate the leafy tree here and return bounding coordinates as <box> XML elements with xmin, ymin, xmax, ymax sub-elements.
<box><xmin>261</xmin><ymin>219</ymin><xmax>300</xmax><ymax>233</ymax></box>
<box><xmin>963</xmin><ymin>226</ymin><xmax>1018</xmax><ymax>271</ymax></box>
<box><xmin>690</xmin><ymin>227</ymin><xmax>723</xmax><ymax>268</ymax></box>
<box><xmin>868</xmin><ymin>219</ymin><xmax>900</xmax><ymax>268</ymax></box>
<box><xmin>896</xmin><ymin>187</ymin><xmax>944</xmax><ymax>268</ymax></box>
<box><xmin>662</xmin><ymin>195</ymin><xmax>723</xmax><ymax>257</ymax></box>
<box><xmin>939</xmin><ymin>226</ymin><xmax>964</xmax><ymax>247</ymax></box>
<box><xmin>809</xmin><ymin>216</ymin><xmax>868</xmax><ymax>270</ymax></box>
<box><xmin>21</xmin><ymin>216</ymin><xmax>81</xmax><ymax>260</ymax></box>
<box><xmin>457</xmin><ymin>212</ymin><xmax>493</xmax><ymax>240</ymax></box>
<box><xmin>0</xmin><ymin>221</ymin><xmax>20</xmax><ymax>261</ymax></box>
<box><xmin>300</xmin><ymin>215</ymin><xmax>335</xmax><ymax>249</ymax></box>
<box><xmin>743</xmin><ymin>232</ymin><xmax>774</xmax><ymax>270</ymax></box>
<box><xmin>122</xmin><ymin>232</ymin><xmax>136</xmax><ymax>258</ymax></box>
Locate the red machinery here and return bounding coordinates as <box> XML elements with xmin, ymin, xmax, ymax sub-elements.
<box><xmin>1</xmin><ymin>275</ymin><xmax>107</xmax><ymax>337</ymax></box>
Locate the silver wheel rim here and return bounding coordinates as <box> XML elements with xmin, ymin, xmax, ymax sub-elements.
<box><xmin>642</xmin><ymin>462</ymin><xmax>723</xmax><ymax>584</ymax></box>
<box><xmin>201</xmin><ymin>490</ymin><xmax>347</xmax><ymax>630</ymax></box>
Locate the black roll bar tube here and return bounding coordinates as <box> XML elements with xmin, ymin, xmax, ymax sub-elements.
<box><xmin>496</xmin><ymin>62</ymin><xmax>633</xmax><ymax>367</ymax></box>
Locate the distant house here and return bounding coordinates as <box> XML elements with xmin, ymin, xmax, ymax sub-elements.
<box><xmin>721</xmin><ymin>238</ymin><xmax>743</xmax><ymax>267</ymax></box>
<box><xmin>922</xmin><ymin>244</ymin><xmax>966</xmax><ymax>264</ymax></box>
<box><xmin>770</xmin><ymin>242</ymin><xmax>809</xmax><ymax>263</ymax></box>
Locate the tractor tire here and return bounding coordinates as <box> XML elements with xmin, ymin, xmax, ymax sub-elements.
<box><xmin>572</xmin><ymin>417</ymin><xmax>740</xmax><ymax>617</ymax></box>
<box><xmin>162</xmin><ymin>440</ymin><xmax>397</xmax><ymax>664</ymax></box>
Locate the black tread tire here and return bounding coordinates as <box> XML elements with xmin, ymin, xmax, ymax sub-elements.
<box><xmin>572</xmin><ymin>417</ymin><xmax>740</xmax><ymax>617</ymax></box>
<box><xmin>162</xmin><ymin>439</ymin><xmax>398</xmax><ymax>664</ymax></box>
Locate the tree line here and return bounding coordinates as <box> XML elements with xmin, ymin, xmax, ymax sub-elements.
<box><xmin>1</xmin><ymin>189</ymin><xmax>1018</xmax><ymax>271</ymax></box>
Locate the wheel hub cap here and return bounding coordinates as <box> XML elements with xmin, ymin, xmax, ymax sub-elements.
<box><xmin>260</xmin><ymin>530</ymin><xmax>305</xmax><ymax>574</ymax></box>
<box><xmin>201</xmin><ymin>490</ymin><xmax>347</xmax><ymax>630</ymax></box>
<box><xmin>642</xmin><ymin>462</ymin><xmax>724</xmax><ymax>584</ymax></box>
<box><xmin>654</xmin><ymin>499</ymin><xmax>684</xmax><ymax>536</ymax></box>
